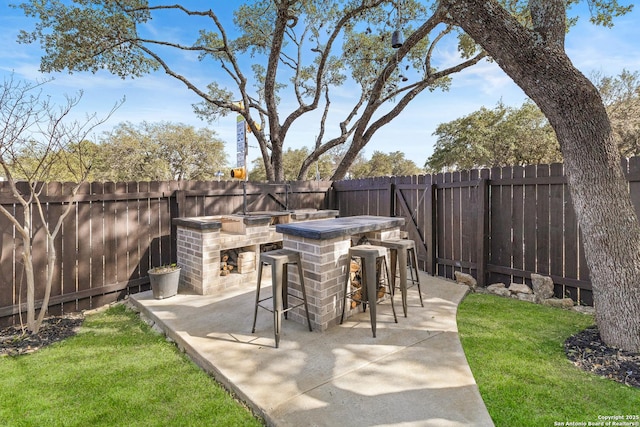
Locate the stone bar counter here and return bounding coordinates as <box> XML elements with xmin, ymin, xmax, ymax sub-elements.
<box><xmin>275</xmin><ymin>215</ymin><xmax>405</xmax><ymax>332</ymax></box>
<box><xmin>173</xmin><ymin>210</ymin><xmax>339</xmax><ymax>295</ymax></box>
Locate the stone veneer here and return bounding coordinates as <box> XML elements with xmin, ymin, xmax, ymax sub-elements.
<box><xmin>174</xmin><ymin>215</ymin><xmax>282</xmax><ymax>295</ymax></box>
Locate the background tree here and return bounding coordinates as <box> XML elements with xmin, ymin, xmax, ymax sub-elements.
<box><xmin>438</xmin><ymin>0</ymin><xmax>639</xmax><ymax>352</ymax></box>
<box><xmin>592</xmin><ymin>69</ymin><xmax>640</xmax><ymax>157</ymax></box>
<box><xmin>248</xmin><ymin>147</ymin><xmax>333</xmax><ymax>181</ymax></box>
<box><xmin>94</xmin><ymin>122</ymin><xmax>228</xmax><ymax>181</ymax></box>
<box><xmin>425</xmin><ymin>70</ymin><xmax>640</xmax><ymax>173</ymax></box>
<box><xmin>425</xmin><ymin>101</ymin><xmax>561</xmax><ymax>172</ymax></box>
<box><xmin>0</xmin><ymin>76</ymin><xmax>119</xmax><ymax>333</ymax></box>
<box><xmin>18</xmin><ymin>0</ymin><xmax>484</xmax><ymax>182</ymax></box>
<box><xmin>351</xmin><ymin>150</ymin><xmax>422</xmax><ymax>178</ymax></box>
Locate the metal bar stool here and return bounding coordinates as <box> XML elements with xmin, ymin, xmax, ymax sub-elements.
<box><xmin>340</xmin><ymin>245</ymin><xmax>397</xmax><ymax>337</ymax></box>
<box><xmin>371</xmin><ymin>239</ymin><xmax>424</xmax><ymax>317</ymax></box>
<box><xmin>251</xmin><ymin>249</ymin><xmax>312</xmax><ymax>348</ymax></box>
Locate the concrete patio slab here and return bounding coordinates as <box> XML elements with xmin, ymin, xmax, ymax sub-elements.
<box><xmin>129</xmin><ymin>272</ymin><xmax>494</xmax><ymax>426</ymax></box>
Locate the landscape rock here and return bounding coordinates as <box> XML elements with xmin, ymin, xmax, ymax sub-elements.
<box><xmin>572</xmin><ymin>305</ymin><xmax>596</xmax><ymax>315</ymax></box>
<box><xmin>531</xmin><ymin>273</ymin><xmax>554</xmax><ymax>300</ymax></box>
<box><xmin>516</xmin><ymin>293</ymin><xmax>536</xmax><ymax>303</ymax></box>
<box><xmin>486</xmin><ymin>283</ymin><xmax>511</xmax><ymax>297</ymax></box>
<box><xmin>454</xmin><ymin>271</ymin><xmax>477</xmax><ymax>290</ymax></box>
<box><xmin>508</xmin><ymin>282</ymin><xmax>532</xmax><ymax>295</ymax></box>
<box><xmin>542</xmin><ymin>298</ymin><xmax>575</xmax><ymax>309</ymax></box>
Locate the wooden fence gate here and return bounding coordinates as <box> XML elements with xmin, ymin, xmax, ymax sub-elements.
<box><xmin>332</xmin><ymin>162</ymin><xmax>615</xmax><ymax>306</ymax></box>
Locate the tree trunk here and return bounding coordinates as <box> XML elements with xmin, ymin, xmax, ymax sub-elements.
<box><xmin>442</xmin><ymin>0</ymin><xmax>640</xmax><ymax>351</ymax></box>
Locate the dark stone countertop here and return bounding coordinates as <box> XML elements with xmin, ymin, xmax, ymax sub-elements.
<box><xmin>172</xmin><ymin>216</ymin><xmax>223</xmax><ymax>230</ymax></box>
<box><xmin>290</xmin><ymin>209</ymin><xmax>339</xmax><ymax>221</ymax></box>
<box><xmin>276</xmin><ymin>215</ymin><xmax>404</xmax><ymax>240</ymax></box>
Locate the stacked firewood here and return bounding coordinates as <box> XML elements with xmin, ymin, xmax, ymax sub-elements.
<box><xmin>349</xmin><ymin>257</ymin><xmax>386</xmax><ymax>308</ymax></box>
<box><xmin>220</xmin><ymin>249</ymin><xmax>256</xmax><ymax>276</ymax></box>
<box><xmin>220</xmin><ymin>253</ymin><xmax>235</xmax><ymax>276</ymax></box>
<box><xmin>349</xmin><ymin>259</ymin><xmax>363</xmax><ymax>309</ymax></box>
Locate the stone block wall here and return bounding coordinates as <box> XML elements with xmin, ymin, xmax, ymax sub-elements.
<box><xmin>283</xmin><ymin>234</ymin><xmax>352</xmax><ymax>331</ymax></box>
<box><xmin>175</xmin><ymin>218</ymin><xmax>282</xmax><ymax>295</ymax></box>
<box><xmin>281</xmin><ymin>228</ymin><xmax>401</xmax><ymax>332</ymax></box>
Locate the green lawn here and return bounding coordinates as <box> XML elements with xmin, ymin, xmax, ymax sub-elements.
<box><xmin>0</xmin><ymin>304</ymin><xmax>263</xmax><ymax>427</ymax></box>
<box><xmin>458</xmin><ymin>293</ymin><xmax>640</xmax><ymax>427</ymax></box>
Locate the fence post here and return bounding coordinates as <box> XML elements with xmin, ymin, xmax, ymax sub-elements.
<box><xmin>389</xmin><ymin>180</ymin><xmax>396</xmax><ymax>217</ymax></box>
<box><xmin>170</xmin><ymin>188</ymin><xmax>184</xmax><ymax>263</ymax></box>
<box><xmin>476</xmin><ymin>178</ymin><xmax>489</xmax><ymax>286</ymax></box>
<box><xmin>424</xmin><ymin>182</ymin><xmax>437</xmax><ymax>276</ymax></box>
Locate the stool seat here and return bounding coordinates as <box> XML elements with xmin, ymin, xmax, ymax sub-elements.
<box><xmin>341</xmin><ymin>244</ymin><xmax>397</xmax><ymax>337</ymax></box>
<box><xmin>370</xmin><ymin>239</ymin><xmax>424</xmax><ymax>317</ymax></box>
<box><xmin>251</xmin><ymin>249</ymin><xmax>312</xmax><ymax>348</ymax></box>
<box><xmin>260</xmin><ymin>249</ymin><xmax>301</xmax><ymax>265</ymax></box>
<box><xmin>348</xmin><ymin>245</ymin><xmax>388</xmax><ymax>259</ymax></box>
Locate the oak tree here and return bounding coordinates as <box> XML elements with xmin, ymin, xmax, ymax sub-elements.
<box><xmin>17</xmin><ymin>0</ymin><xmax>483</xmax><ymax>182</ymax></box>
<box><xmin>438</xmin><ymin>0</ymin><xmax>640</xmax><ymax>351</ymax></box>
<box><xmin>425</xmin><ymin>101</ymin><xmax>561</xmax><ymax>172</ymax></box>
<box><xmin>94</xmin><ymin>121</ymin><xmax>228</xmax><ymax>181</ymax></box>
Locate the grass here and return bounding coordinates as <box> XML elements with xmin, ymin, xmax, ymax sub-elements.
<box><xmin>458</xmin><ymin>293</ymin><xmax>640</xmax><ymax>427</ymax></box>
<box><xmin>0</xmin><ymin>304</ymin><xmax>263</xmax><ymax>427</ymax></box>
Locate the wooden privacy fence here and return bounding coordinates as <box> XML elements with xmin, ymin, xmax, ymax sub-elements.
<box><xmin>333</xmin><ymin>158</ymin><xmax>640</xmax><ymax>307</ymax></box>
<box><xmin>4</xmin><ymin>158</ymin><xmax>640</xmax><ymax>324</ymax></box>
<box><xmin>0</xmin><ymin>180</ymin><xmax>331</xmax><ymax>326</ymax></box>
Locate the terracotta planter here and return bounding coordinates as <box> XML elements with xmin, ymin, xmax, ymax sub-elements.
<box><xmin>148</xmin><ymin>267</ymin><xmax>180</xmax><ymax>299</ymax></box>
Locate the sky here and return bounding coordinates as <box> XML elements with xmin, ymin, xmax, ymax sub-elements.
<box><xmin>1</xmin><ymin>2</ymin><xmax>640</xmax><ymax>172</ymax></box>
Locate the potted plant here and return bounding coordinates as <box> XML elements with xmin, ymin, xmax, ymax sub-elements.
<box><xmin>148</xmin><ymin>263</ymin><xmax>181</xmax><ymax>299</ymax></box>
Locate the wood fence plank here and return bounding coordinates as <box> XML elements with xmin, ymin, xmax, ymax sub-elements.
<box><xmin>90</xmin><ymin>182</ymin><xmax>106</xmax><ymax>295</ymax></box>
<box><xmin>30</xmin><ymin>183</ymin><xmax>49</xmax><ymax>314</ymax></box>
<box><xmin>476</xmin><ymin>170</ymin><xmax>490</xmax><ymax>286</ymax></box>
<box><xmin>490</xmin><ymin>167</ymin><xmax>510</xmax><ymax>285</ymax></box>
<box><xmin>434</xmin><ymin>172</ymin><xmax>445</xmax><ymax>277</ymax></box>
<box><xmin>75</xmin><ymin>182</ymin><xmax>92</xmax><ymax>311</ymax></box>
<box><xmin>452</xmin><ymin>171</ymin><xmax>463</xmax><ymax>274</ymax></box>
<box><xmin>137</xmin><ymin>182</ymin><xmax>151</xmax><ymax>286</ymax></box>
<box><xmin>158</xmin><ymin>181</ymin><xmax>173</xmax><ymax>267</ymax></box>
<box><xmin>0</xmin><ymin>200</ymin><xmax>16</xmax><ymax>312</ymax></box>
<box><xmin>536</xmin><ymin>164</ymin><xmax>551</xmax><ymax>275</ymax></box>
<box><xmin>500</xmin><ymin>166</ymin><xmax>514</xmax><ymax>282</ymax></box>
<box><xmin>549</xmin><ymin>163</ymin><xmax>566</xmax><ymax>297</ymax></box>
<box><xmin>103</xmin><ymin>182</ymin><xmax>118</xmax><ymax>288</ymax></box>
<box><xmin>60</xmin><ymin>183</ymin><xmax>77</xmax><ymax>312</ymax></box>
<box><xmin>563</xmin><ymin>183</ymin><xmax>579</xmax><ymax>287</ymax></box>
<box><xmin>126</xmin><ymin>182</ymin><xmax>142</xmax><ymax>287</ymax></box>
<box><xmin>443</xmin><ymin>172</ymin><xmax>453</xmax><ymax>279</ymax></box>
<box><xmin>524</xmin><ymin>165</ymin><xmax>537</xmax><ymax>275</ymax></box>
<box><xmin>512</xmin><ymin>166</ymin><xmax>525</xmax><ymax>275</ymax></box>
<box><xmin>115</xmin><ymin>183</ymin><xmax>130</xmax><ymax>287</ymax></box>
<box><xmin>460</xmin><ymin>170</ymin><xmax>473</xmax><ymax>272</ymax></box>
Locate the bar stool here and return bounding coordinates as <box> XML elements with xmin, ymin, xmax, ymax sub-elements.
<box><xmin>340</xmin><ymin>245</ymin><xmax>397</xmax><ymax>337</ymax></box>
<box><xmin>371</xmin><ymin>239</ymin><xmax>424</xmax><ymax>317</ymax></box>
<box><xmin>251</xmin><ymin>249</ymin><xmax>312</xmax><ymax>348</ymax></box>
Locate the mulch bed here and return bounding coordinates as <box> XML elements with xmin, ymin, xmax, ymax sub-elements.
<box><xmin>565</xmin><ymin>326</ymin><xmax>640</xmax><ymax>388</ymax></box>
<box><xmin>0</xmin><ymin>314</ymin><xmax>84</xmax><ymax>356</ymax></box>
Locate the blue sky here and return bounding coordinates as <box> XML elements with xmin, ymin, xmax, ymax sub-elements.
<box><xmin>1</xmin><ymin>2</ymin><xmax>639</xmax><ymax>171</ymax></box>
